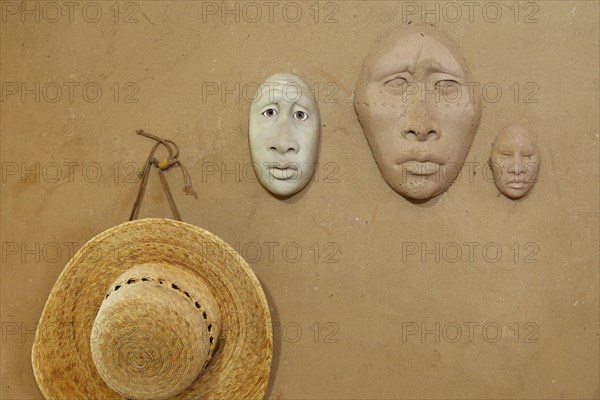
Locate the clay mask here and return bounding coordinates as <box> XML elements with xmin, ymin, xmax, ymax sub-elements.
<box><xmin>355</xmin><ymin>27</ymin><xmax>482</xmax><ymax>200</ymax></box>
<box><xmin>249</xmin><ymin>73</ymin><xmax>321</xmax><ymax>197</ymax></box>
<box><xmin>490</xmin><ymin>124</ymin><xmax>540</xmax><ymax>199</ymax></box>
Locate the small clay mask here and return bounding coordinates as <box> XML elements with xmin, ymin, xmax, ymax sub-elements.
<box><xmin>249</xmin><ymin>73</ymin><xmax>321</xmax><ymax>197</ymax></box>
<box><xmin>490</xmin><ymin>124</ymin><xmax>540</xmax><ymax>199</ymax></box>
<box><xmin>355</xmin><ymin>26</ymin><xmax>482</xmax><ymax>200</ymax></box>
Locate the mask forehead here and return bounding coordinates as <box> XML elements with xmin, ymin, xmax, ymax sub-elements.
<box><xmin>365</xmin><ymin>30</ymin><xmax>467</xmax><ymax>81</ymax></box>
<box><xmin>252</xmin><ymin>74</ymin><xmax>317</xmax><ymax>112</ymax></box>
<box><xmin>493</xmin><ymin>125</ymin><xmax>539</xmax><ymax>155</ymax></box>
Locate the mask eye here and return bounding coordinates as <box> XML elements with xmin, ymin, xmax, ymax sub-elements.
<box><xmin>384</xmin><ymin>76</ymin><xmax>408</xmax><ymax>88</ymax></box>
<box><xmin>262</xmin><ymin>108</ymin><xmax>277</xmax><ymax>118</ymax></box>
<box><xmin>293</xmin><ymin>111</ymin><xmax>308</xmax><ymax>121</ymax></box>
<box><xmin>435</xmin><ymin>79</ymin><xmax>460</xmax><ymax>88</ymax></box>
<box><xmin>435</xmin><ymin>79</ymin><xmax>460</xmax><ymax>97</ymax></box>
<box><xmin>523</xmin><ymin>154</ymin><xmax>532</xmax><ymax>159</ymax></box>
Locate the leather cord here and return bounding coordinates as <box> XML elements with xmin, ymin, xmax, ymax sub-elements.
<box><xmin>129</xmin><ymin>129</ymin><xmax>193</xmax><ymax>221</ymax></box>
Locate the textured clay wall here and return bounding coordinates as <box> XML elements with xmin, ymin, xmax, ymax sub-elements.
<box><xmin>1</xmin><ymin>1</ymin><xmax>599</xmax><ymax>398</ymax></box>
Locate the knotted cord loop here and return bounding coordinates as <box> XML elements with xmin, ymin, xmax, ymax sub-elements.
<box><xmin>129</xmin><ymin>129</ymin><xmax>193</xmax><ymax>221</ymax></box>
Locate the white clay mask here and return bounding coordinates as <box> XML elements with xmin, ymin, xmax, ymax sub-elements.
<box><xmin>355</xmin><ymin>26</ymin><xmax>482</xmax><ymax>201</ymax></box>
<box><xmin>249</xmin><ymin>73</ymin><xmax>321</xmax><ymax>197</ymax></box>
<box><xmin>490</xmin><ymin>124</ymin><xmax>540</xmax><ymax>199</ymax></box>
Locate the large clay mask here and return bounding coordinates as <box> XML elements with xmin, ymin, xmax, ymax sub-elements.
<box><xmin>355</xmin><ymin>27</ymin><xmax>482</xmax><ymax>200</ymax></box>
<box><xmin>490</xmin><ymin>124</ymin><xmax>540</xmax><ymax>199</ymax></box>
<box><xmin>249</xmin><ymin>73</ymin><xmax>321</xmax><ymax>197</ymax></box>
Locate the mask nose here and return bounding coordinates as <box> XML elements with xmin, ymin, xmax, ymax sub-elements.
<box><xmin>401</xmin><ymin>88</ymin><xmax>440</xmax><ymax>142</ymax></box>
<box><xmin>402</xmin><ymin>128</ymin><xmax>440</xmax><ymax>142</ymax></box>
<box><xmin>507</xmin><ymin>155</ymin><xmax>527</xmax><ymax>175</ymax></box>
<box><xmin>268</xmin><ymin>119</ymin><xmax>299</xmax><ymax>155</ymax></box>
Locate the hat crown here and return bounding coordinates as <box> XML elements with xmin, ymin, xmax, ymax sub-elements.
<box><xmin>90</xmin><ymin>264</ymin><xmax>220</xmax><ymax>400</ymax></box>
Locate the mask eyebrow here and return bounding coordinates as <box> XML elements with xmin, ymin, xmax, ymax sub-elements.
<box><xmin>416</xmin><ymin>58</ymin><xmax>465</xmax><ymax>79</ymax></box>
<box><xmin>255</xmin><ymin>82</ymin><xmax>315</xmax><ymax>105</ymax></box>
<box><xmin>369</xmin><ymin>55</ymin><xmax>418</xmax><ymax>82</ymax></box>
<box><xmin>366</xmin><ymin>42</ymin><xmax>421</xmax><ymax>81</ymax></box>
<box><xmin>516</xmin><ymin>143</ymin><xmax>538</xmax><ymax>154</ymax></box>
<box><xmin>368</xmin><ymin>37</ymin><xmax>467</xmax><ymax>82</ymax></box>
<box><xmin>257</xmin><ymin>102</ymin><xmax>279</xmax><ymax>113</ymax></box>
<box><xmin>291</xmin><ymin>96</ymin><xmax>315</xmax><ymax>110</ymax></box>
<box><xmin>253</xmin><ymin>87</ymin><xmax>287</xmax><ymax>108</ymax></box>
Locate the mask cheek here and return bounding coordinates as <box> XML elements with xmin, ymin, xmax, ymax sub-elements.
<box><xmin>294</xmin><ymin>146</ymin><xmax>317</xmax><ymax>185</ymax></box>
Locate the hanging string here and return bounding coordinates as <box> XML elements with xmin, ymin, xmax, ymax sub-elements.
<box><xmin>129</xmin><ymin>129</ymin><xmax>194</xmax><ymax>221</ymax></box>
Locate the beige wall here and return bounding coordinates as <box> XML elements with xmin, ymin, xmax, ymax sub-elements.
<box><xmin>1</xmin><ymin>1</ymin><xmax>598</xmax><ymax>398</ymax></box>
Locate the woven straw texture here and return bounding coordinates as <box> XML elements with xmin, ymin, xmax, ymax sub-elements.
<box><xmin>31</xmin><ymin>218</ymin><xmax>272</xmax><ymax>399</ymax></box>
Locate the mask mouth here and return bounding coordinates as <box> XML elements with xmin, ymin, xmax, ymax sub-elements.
<box><xmin>507</xmin><ymin>181</ymin><xmax>527</xmax><ymax>189</ymax></box>
<box><xmin>505</xmin><ymin>177</ymin><xmax>533</xmax><ymax>188</ymax></box>
<box><xmin>398</xmin><ymin>161</ymin><xmax>443</xmax><ymax>176</ymax></box>
<box><xmin>504</xmin><ymin>171</ymin><xmax>536</xmax><ymax>183</ymax></box>
<box><xmin>396</xmin><ymin>151</ymin><xmax>446</xmax><ymax>164</ymax></box>
<box><xmin>268</xmin><ymin>162</ymin><xmax>299</xmax><ymax>170</ymax></box>
<box><xmin>267</xmin><ymin>164</ymin><xmax>300</xmax><ymax>181</ymax></box>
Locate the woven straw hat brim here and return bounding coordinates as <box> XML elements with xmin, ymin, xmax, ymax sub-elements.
<box><xmin>32</xmin><ymin>218</ymin><xmax>272</xmax><ymax>399</ymax></box>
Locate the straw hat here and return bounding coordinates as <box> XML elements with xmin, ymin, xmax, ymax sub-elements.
<box><xmin>32</xmin><ymin>218</ymin><xmax>272</xmax><ymax>399</ymax></box>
